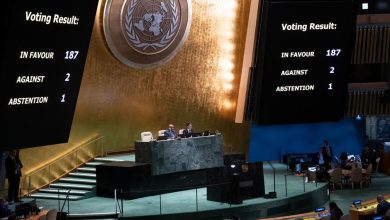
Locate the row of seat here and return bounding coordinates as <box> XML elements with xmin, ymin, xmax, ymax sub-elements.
<box><xmin>329</xmin><ymin>164</ymin><xmax>373</xmax><ymax>190</ymax></box>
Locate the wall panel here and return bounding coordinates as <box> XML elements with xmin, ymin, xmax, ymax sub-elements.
<box><xmin>20</xmin><ymin>0</ymin><xmax>253</xmax><ymax>175</ymax></box>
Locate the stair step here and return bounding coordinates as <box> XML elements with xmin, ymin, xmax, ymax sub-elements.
<box><xmin>30</xmin><ymin>156</ymin><xmax>133</xmax><ymax>201</ymax></box>
<box><xmin>30</xmin><ymin>193</ymin><xmax>83</xmax><ymax>200</ymax></box>
<box><xmin>77</xmin><ymin>167</ymin><xmax>96</xmax><ymax>173</ymax></box>
<box><xmin>85</xmin><ymin>162</ymin><xmax>105</xmax><ymax>167</ymax></box>
<box><xmin>39</xmin><ymin>188</ymin><xmax>91</xmax><ymax>195</ymax></box>
<box><xmin>60</xmin><ymin>177</ymin><xmax>96</xmax><ymax>184</ymax></box>
<box><xmin>69</xmin><ymin>172</ymin><xmax>96</xmax><ymax>178</ymax></box>
<box><xmin>50</xmin><ymin>183</ymin><xmax>95</xmax><ymax>190</ymax></box>
<box><xmin>67</xmin><ymin>212</ymin><xmax>118</xmax><ymax>219</ymax></box>
<box><xmin>94</xmin><ymin>157</ymin><xmax>125</xmax><ymax>162</ymax></box>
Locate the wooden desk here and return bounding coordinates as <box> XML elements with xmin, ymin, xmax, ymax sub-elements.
<box><xmin>349</xmin><ymin>195</ymin><xmax>390</xmax><ymax>220</ymax></box>
<box><xmin>328</xmin><ymin>168</ymin><xmax>367</xmax><ymax>177</ymax></box>
<box><xmin>259</xmin><ymin>211</ymin><xmax>329</xmax><ymax>220</ymax></box>
<box><xmin>341</xmin><ymin>169</ymin><xmax>367</xmax><ymax>177</ymax></box>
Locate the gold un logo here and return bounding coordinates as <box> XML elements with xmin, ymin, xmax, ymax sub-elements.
<box><xmin>103</xmin><ymin>0</ymin><xmax>192</xmax><ymax>69</ymax></box>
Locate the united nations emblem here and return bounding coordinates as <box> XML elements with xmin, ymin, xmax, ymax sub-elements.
<box><xmin>103</xmin><ymin>0</ymin><xmax>192</xmax><ymax>69</ymax></box>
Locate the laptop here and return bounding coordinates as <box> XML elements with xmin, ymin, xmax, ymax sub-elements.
<box><xmin>191</xmin><ymin>132</ymin><xmax>202</xmax><ymax>137</ymax></box>
<box><xmin>156</xmin><ymin>136</ymin><xmax>168</xmax><ymax>141</ymax></box>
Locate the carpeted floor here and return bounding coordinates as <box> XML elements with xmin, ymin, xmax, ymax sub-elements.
<box><xmin>32</xmin><ymin>160</ymin><xmax>326</xmax><ymax>219</ymax></box>
<box><xmin>24</xmin><ymin>153</ymin><xmax>390</xmax><ymax>219</ymax></box>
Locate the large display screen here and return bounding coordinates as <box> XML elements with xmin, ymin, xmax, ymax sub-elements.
<box><xmin>0</xmin><ymin>0</ymin><xmax>98</xmax><ymax>149</ymax></box>
<box><xmin>253</xmin><ymin>0</ymin><xmax>356</xmax><ymax>124</ymax></box>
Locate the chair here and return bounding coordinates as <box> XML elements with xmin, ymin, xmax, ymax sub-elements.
<box><xmin>45</xmin><ymin>209</ymin><xmax>58</xmax><ymax>220</ymax></box>
<box><xmin>349</xmin><ymin>168</ymin><xmax>363</xmax><ymax>189</ymax></box>
<box><xmin>329</xmin><ymin>168</ymin><xmax>343</xmax><ymax>190</ymax></box>
<box><xmin>339</xmin><ymin>214</ymin><xmax>350</xmax><ymax>220</ymax></box>
<box><xmin>158</xmin><ymin>130</ymin><xmax>166</xmax><ymax>136</ymax></box>
<box><xmin>363</xmin><ymin>163</ymin><xmax>372</xmax><ymax>186</ymax></box>
<box><xmin>375</xmin><ymin>157</ymin><xmax>380</xmax><ymax>173</ymax></box>
<box><xmin>140</xmin><ymin>131</ymin><xmax>153</xmax><ymax>142</ymax></box>
<box><xmin>308</xmin><ymin>170</ymin><xmax>317</xmax><ymax>182</ymax></box>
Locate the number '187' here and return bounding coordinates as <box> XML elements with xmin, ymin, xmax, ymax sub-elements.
<box><xmin>65</xmin><ymin>51</ymin><xmax>79</xmax><ymax>59</ymax></box>
<box><xmin>326</xmin><ymin>49</ymin><xmax>341</xmax><ymax>57</ymax></box>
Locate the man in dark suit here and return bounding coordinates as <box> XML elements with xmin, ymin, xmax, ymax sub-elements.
<box><xmin>182</xmin><ymin>122</ymin><xmax>193</xmax><ymax>138</ymax></box>
<box><xmin>5</xmin><ymin>150</ymin><xmax>23</xmax><ymax>203</ymax></box>
<box><xmin>323</xmin><ymin>139</ymin><xmax>333</xmax><ymax>161</ymax></box>
<box><xmin>377</xmin><ymin>194</ymin><xmax>390</xmax><ymax>216</ymax></box>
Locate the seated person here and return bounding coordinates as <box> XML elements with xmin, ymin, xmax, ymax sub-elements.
<box><xmin>340</xmin><ymin>152</ymin><xmax>352</xmax><ymax>170</ymax></box>
<box><xmin>340</xmin><ymin>159</ymin><xmax>353</xmax><ymax>170</ymax></box>
<box><xmin>377</xmin><ymin>194</ymin><xmax>390</xmax><ymax>216</ymax></box>
<box><xmin>182</xmin><ymin>122</ymin><xmax>193</xmax><ymax>138</ymax></box>
<box><xmin>164</xmin><ymin>124</ymin><xmax>177</xmax><ymax>139</ymax></box>
<box><xmin>0</xmin><ymin>198</ymin><xmax>12</xmax><ymax>219</ymax></box>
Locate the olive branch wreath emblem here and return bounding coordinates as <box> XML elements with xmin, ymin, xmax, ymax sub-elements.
<box><xmin>125</xmin><ymin>0</ymin><xmax>179</xmax><ymax>51</ymax></box>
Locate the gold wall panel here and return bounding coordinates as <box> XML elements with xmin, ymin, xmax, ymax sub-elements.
<box><xmin>19</xmin><ymin>0</ymin><xmax>253</xmax><ymax>175</ymax></box>
<box><xmin>345</xmin><ymin>89</ymin><xmax>390</xmax><ymax>117</ymax></box>
<box><xmin>351</xmin><ymin>25</ymin><xmax>390</xmax><ymax>64</ymax></box>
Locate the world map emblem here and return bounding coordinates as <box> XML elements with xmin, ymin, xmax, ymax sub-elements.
<box><xmin>103</xmin><ymin>0</ymin><xmax>192</xmax><ymax>69</ymax></box>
